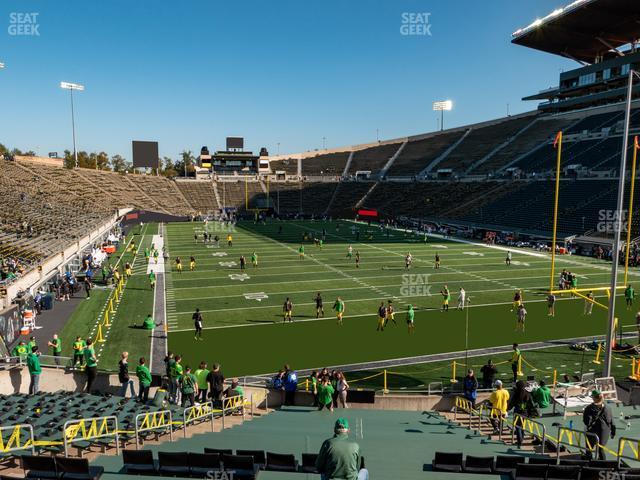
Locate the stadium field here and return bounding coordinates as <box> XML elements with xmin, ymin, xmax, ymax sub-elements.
<box><xmin>163</xmin><ymin>219</ymin><xmax>640</xmax><ymax>377</ymax></box>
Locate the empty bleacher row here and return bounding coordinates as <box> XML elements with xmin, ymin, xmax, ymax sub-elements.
<box><xmin>268</xmin><ymin>182</ymin><xmax>338</xmax><ymax>216</ymax></box>
<box><xmin>432</xmin><ymin>451</ymin><xmax>636</xmax><ymax>479</ymax></box>
<box><xmin>0</xmin><ymin>161</ymin><xmax>113</xmax><ymax>261</ymax></box>
<box><xmin>437</xmin><ymin>115</ymin><xmax>538</xmax><ymax>174</ymax></box>
<box><xmin>361</xmin><ymin>181</ymin><xmax>515</xmax><ymax>220</ymax></box>
<box><xmin>347</xmin><ymin>142</ymin><xmax>402</xmax><ymax>176</ymax></box>
<box><xmin>175</xmin><ymin>181</ymin><xmax>219</xmax><ymax>215</ymax></box>
<box><xmin>449</xmin><ymin>179</ymin><xmax>631</xmax><ymax>236</ymax></box>
<box><xmin>304</xmin><ymin>152</ymin><xmax>350</xmax><ymax>176</ymax></box>
<box><xmin>387</xmin><ymin>131</ymin><xmax>464</xmax><ymax>177</ymax></box>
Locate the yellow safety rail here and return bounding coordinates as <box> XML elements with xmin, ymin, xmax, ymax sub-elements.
<box><xmin>134</xmin><ymin>410</ymin><xmax>173</xmax><ymax>449</ymax></box>
<box><xmin>0</xmin><ymin>424</ymin><xmax>35</xmax><ymax>455</ymax></box>
<box><xmin>63</xmin><ymin>415</ymin><xmax>119</xmax><ymax>457</ymax></box>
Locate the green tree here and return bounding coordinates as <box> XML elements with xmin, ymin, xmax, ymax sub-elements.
<box><xmin>180</xmin><ymin>150</ymin><xmax>196</xmax><ymax>177</ymax></box>
<box><xmin>96</xmin><ymin>151</ymin><xmax>110</xmax><ymax>170</ymax></box>
<box><xmin>110</xmin><ymin>154</ymin><xmax>127</xmax><ymax>172</ymax></box>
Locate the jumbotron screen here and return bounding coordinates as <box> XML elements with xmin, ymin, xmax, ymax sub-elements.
<box><xmin>132</xmin><ymin>141</ymin><xmax>159</xmax><ymax>168</ymax></box>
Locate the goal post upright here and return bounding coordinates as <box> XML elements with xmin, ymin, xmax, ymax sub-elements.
<box><xmin>604</xmin><ymin>69</ymin><xmax>637</xmax><ymax>377</ymax></box>
<box><xmin>623</xmin><ymin>136</ymin><xmax>639</xmax><ymax>286</ymax></box>
<box><xmin>549</xmin><ymin>130</ymin><xmax>563</xmax><ymax>293</ymax></box>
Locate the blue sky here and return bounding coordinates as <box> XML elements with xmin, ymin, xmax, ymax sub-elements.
<box><xmin>0</xmin><ymin>0</ymin><xmax>576</xmax><ymax>160</ymax></box>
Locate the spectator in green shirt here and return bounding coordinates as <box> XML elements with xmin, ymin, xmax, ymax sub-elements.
<box><xmin>169</xmin><ymin>355</ymin><xmax>184</xmax><ymax>405</ymax></box>
<box><xmin>316</xmin><ymin>418</ymin><xmax>368</xmax><ymax>480</ymax></box>
<box><xmin>84</xmin><ymin>339</ymin><xmax>98</xmax><ymax>393</ymax></box>
<box><xmin>47</xmin><ymin>334</ymin><xmax>62</xmax><ymax>366</ymax></box>
<box><xmin>317</xmin><ymin>376</ymin><xmax>335</xmax><ymax>412</ymax></box>
<box><xmin>12</xmin><ymin>341</ymin><xmax>28</xmax><ymax>361</ymax></box>
<box><xmin>136</xmin><ymin>357</ymin><xmax>152</xmax><ymax>403</ymax></box>
<box><xmin>179</xmin><ymin>366</ymin><xmax>198</xmax><ymax>408</ymax></box>
<box><xmin>194</xmin><ymin>361</ymin><xmax>210</xmax><ymax>402</ymax></box>
<box><xmin>532</xmin><ymin>380</ymin><xmax>551</xmax><ymax>409</ymax></box>
<box><xmin>27</xmin><ymin>346</ymin><xmax>42</xmax><ymax>395</ymax></box>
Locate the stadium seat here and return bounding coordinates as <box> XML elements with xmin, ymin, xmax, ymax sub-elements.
<box><xmin>205</xmin><ymin>448</ymin><xmax>233</xmax><ymax>455</ymax></box>
<box><xmin>580</xmin><ymin>467</ymin><xmax>615</xmax><ymax>480</ymax></box>
<box><xmin>21</xmin><ymin>454</ymin><xmax>57</xmax><ymax>479</ymax></box>
<box><xmin>235</xmin><ymin>450</ymin><xmax>265</xmax><ymax>468</ymax></box>
<box><xmin>431</xmin><ymin>452</ymin><xmax>463</xmax><ymax>473</ymax></box>
<box><xmin>514</xmin><ymin>462</ymin><xmax>548</xmax><ymax>479</ymax></box>
<box><xmin>54</xmin><ymin>457</ymin><xmax>104</xmax><ymax>480</ymax></box>
<box><xmin>546</xmin><ymin>464</ymin><xmax>581</xmax><ymax>479</ymax></box>
<box><xmin>265</xmin><ymin>452</ymin><xmax>298</xmax><ymax>472</ymax></box>
<box><xmin>493</xmin><ymin>455</ymin><xmax>524</xmax><ymax>476</ymax></box>
<box><xmin>221</xmin><ymin>454</ymin><xmax>258</xmax><ymax>480</ymax></box>
<box><xmin>589</xmin><ymin>459</ymin><xmax>618</xmax><ymax>469</ymax></box>
<box><xmin>559</xmin><ymin>458</ymin><xmax>588</xmax><ymax>467</ymax></box>
<box><xmin>188</xmin><ymin>452</ymin><xmax>222</xmax><ymax>477</ymax></box>
<box><xmin>158</xmin><ymin>451</ymin><xmax>190</xmax><ymax>476</ymax></box>
<box><xmin>122</xmin><ymin>449</ymin><xmax>157</xmax><ymax>475</ymax></box>
<box><xmin>299</xmin><ymin>453</ymin><xmax>319</xmax><ymax>473</ymax></box>
<box><xmin>462</xmin><ymin>455</ymin><xmax>494</xmax><ymax>474</ymax></box>
<box><xmin>528</xmin><ymin>456</ymin><xmax>556</xmax><ymax>464</ymax></box>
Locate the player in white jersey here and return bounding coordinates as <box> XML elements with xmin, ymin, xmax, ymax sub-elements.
<box><xmin>457</xmin><ymin>288</ymin><xmax>466</xmax><ymax>310</ymax></box>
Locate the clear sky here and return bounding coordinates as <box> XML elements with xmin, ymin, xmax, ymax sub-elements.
<box><xmin>0</xmin><ymin>0</ymin><xmax>577</xmax><ymax>161</ymax></box>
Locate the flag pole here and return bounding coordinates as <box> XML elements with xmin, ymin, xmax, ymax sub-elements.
<box><xmin>550</xmin><ymin>131</ymin><xmax>563</xmax><ymax>293</ymax></box>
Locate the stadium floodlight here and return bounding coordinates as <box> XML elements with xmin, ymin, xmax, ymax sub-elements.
<box><xmin>433</xmin><ymin>100</ymin><xmax>453</xmax><ymax>131</ymax></box>
<box><xmin>0</xmin><ymin>62</ymin><xmax>5</xmax><ymax>69</ymax></box>
<box><xmin>60</xmin><ymin>81</ymin><xmax>85</xmax><ymax>168</ymax></box>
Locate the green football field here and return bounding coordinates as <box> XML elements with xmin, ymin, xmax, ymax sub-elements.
<box><xmin>163</xmin><ymin>219</ymin><xmax>640</xmax><ymax>377</ymax></box>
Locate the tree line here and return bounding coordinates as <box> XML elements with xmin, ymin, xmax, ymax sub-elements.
<box><xmin>0</xmin><ymin>143</ymin><xmax>198</xmax><ymax>178</ymax></box>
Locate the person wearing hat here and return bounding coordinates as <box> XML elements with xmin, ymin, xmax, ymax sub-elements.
<box><xmin>583</xmin><ymin>389</ymin><xmax>615</xmax><ymax>460</ymax></box>
<box><xmin>316</xmin><ymin>418</ymin><xmax>369</xmax><ymax>480</ymax></box>
<box><xmin>486</xmin><ymin>379</ymin><xmax>510</xmax><ymax>436</ymax></box>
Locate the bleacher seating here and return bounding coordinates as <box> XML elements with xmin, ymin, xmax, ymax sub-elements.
<box><xmin>0</xmin><ymin>391</ymin><xmax>184</xmax><ymax>457</ymax></box>
<box><xmin>268</xmin><ymin>158</ymin><xmax>298</xmax><ymax>175</ymax></box>
<box><xmin>347</xmin><ymin>143</ymin><xmax>403</xmax><ymax>175</ymax></box>
<box><xmin>473</xmin><ymin>117</ymin><xmax>575</xmax><ymax>175</ymax></box>
<box><xmin>437</xmin><ymin>115</ymin><xmax>537</xmax><ymax>173</ymax></box>
<box><xmin>387</xmin><ymin>131</ymin><xmax>464</xmax><ymax>177</ymax></box>
<box><xmin>302</xmin><ymin>152</ymin><xmax>351</xmax><ymax>176</ymax></box>
<box><xmin>0</xmin><ymin>161</ymin><xmax>113</xmax><ymax>261</ymax></box>
<box><xmin>175</xmin><ymin>180</ymin><xmax>218</xmax><ymax>214</ymax></box>
<box><xmin>269</xmin><ymin>182</ymin><xmax>338</xmax><ymax>216</ymax></box>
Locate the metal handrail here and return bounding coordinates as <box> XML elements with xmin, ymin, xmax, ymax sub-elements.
<box><xmin>182</xmin><ymin>402</ymin><xmax>215</xmax><ymax>438</ymax></box>
<box><xmin>0</xmin><ymin>423</ymin><xmax>35</xmax><ymax>455</ymax></box>
<box><xmin>134</xmin><ymin>410</ymin><xmax>173</xmax><ymax>450</ymax></box>
<box><xmin>63</xmin><ymin>415</ymin><xmax>119</xmax><ymax>457</ymax></box>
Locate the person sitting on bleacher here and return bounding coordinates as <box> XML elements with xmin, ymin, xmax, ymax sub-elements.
<box><xmin>316</xmin><ymin>418</ymin><xmax>369</xmax><ymax>480</ymax></box>
<box><xmin>531</xmin><ymin>380</ymin><xmax>551</xmax><ymax>409</ymax></box>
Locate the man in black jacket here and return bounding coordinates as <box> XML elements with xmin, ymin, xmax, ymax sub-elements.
<box><xmin>583</xmin><ymin>389</ymin><xmax>615</xmax><ymax>460</ymax></box>
<box><xmin>118</xmin><ymin>351</ymin><xmax>136</xmax><ymax>398</ymax></box>
<box><xmin>207</xmin><ymin>363</ymin><xmax>225</xmax><ymax>404</ymax></box>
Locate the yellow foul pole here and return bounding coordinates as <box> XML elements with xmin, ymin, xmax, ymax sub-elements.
<box><xmin>624</xmin><ymin>136</ymin><xmax>639</xmax><ymax>286</ymax></box>
<box><xmin>549</xmin><ymin>131</ymin><xmax>563</xmax><ymax>293</ymax></box>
